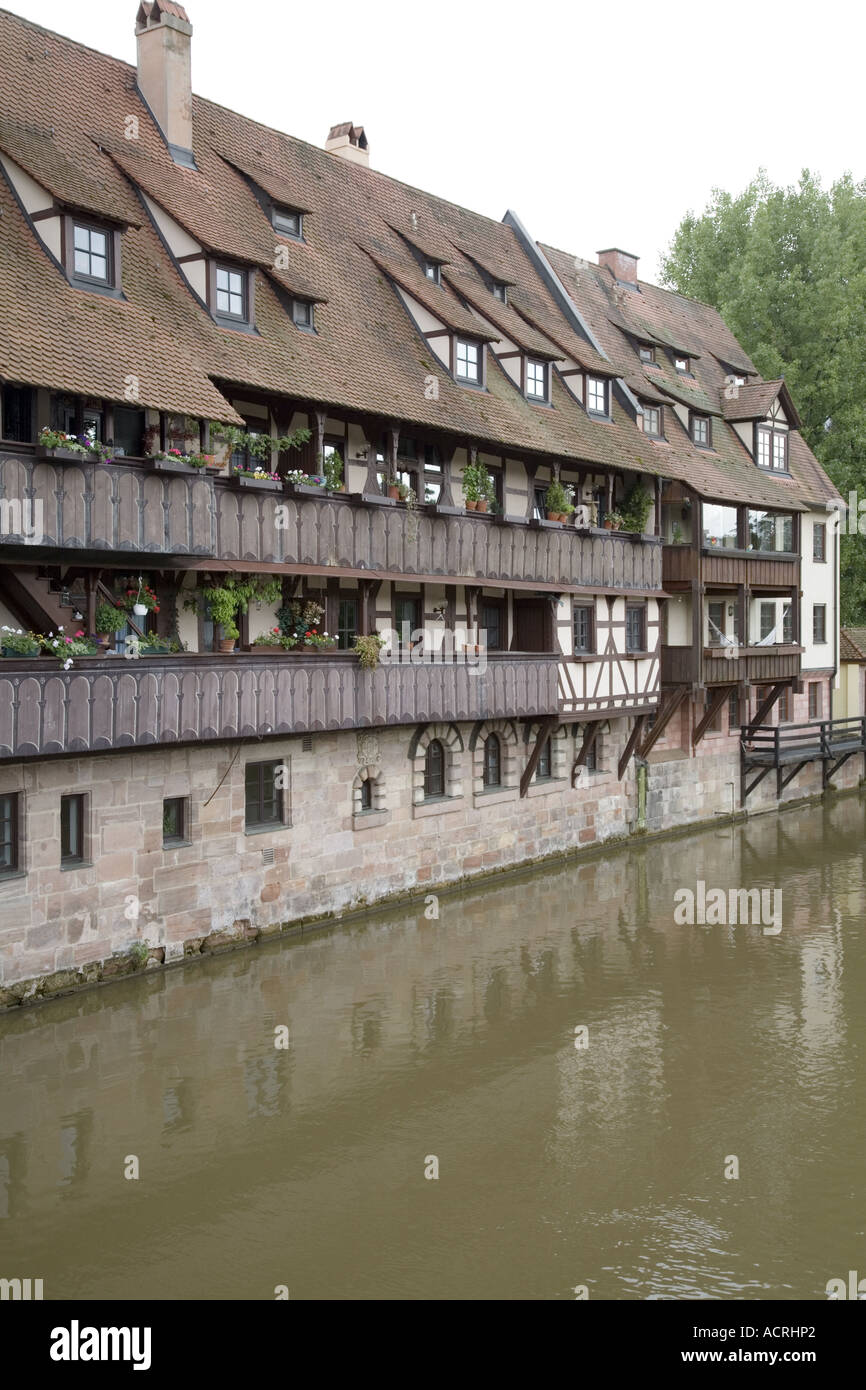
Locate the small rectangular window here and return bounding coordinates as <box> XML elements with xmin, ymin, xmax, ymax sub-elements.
<box><xmin>808</xmin><ymin>682</ymin><xmax>822</xmax><ymax>719</ymax></box>
<box><xmin>573</xmin><ymin>604</ymin><xmax>594</xmax><ymax>653</ymax></box>
<box><xmin>455</xmin><ymin>339</ymin><xmax>481</xmax><ymax>383</ymax></box>
<box><xmin>273</xmin><ymin>207</ymin><xmax>302</xmax><ymax>238</ymax></box>
<box><xmin>492</xmin><ymin>281</ymin><xmax>507</xmax><ymax>303</ymax></box>
<box><xmin>643</xmin><ymin>405</ymin><xmax>661</xmax><ymax>438</ymax></box>
<box><xmin>1</xmin><ymin>384</ymin><xmax>32</xmax><ymax>442</ymax></box>
<box><xmin>337</xmin><ymin>598</ymin><xmax>359</xmax><ymax>649</ymax></box>
<box><xmin>423</xmin><ymin>261</ymin><xmax>441</xmax><ymax>284</ymax></box>
<box><xmin>72</xmin><ymin>222</ymin><xmax>109</xmax><ymax>283</ymax></box>
<box><xmin>60</xmin><ymin>794</ymin><xmax>86</xmax><ymax>865</ymax></box>
<box><xmin>704</xmin><ymin>692</ymin><xmax>722</xmax><ymax>732</ymax></box>
<box><xmin>777</xmin><ymin>688</ymin><xmax>790</xmax><ymax>722</ymax></box>
<box><xmin>760</xmin><ymin>602</ymin><xmax>776</xmax><ymax>642</ymax></box>
<box><xmin>293</xmin><ymin>298</ymin><xmax>314</xmax><ymax>329</ymax></box>
<box><xmin>245</xmin><ymin>760</ymin><xmax>284</xmax><ymax>829</ymax></box>
<box><xmin>708</xmin><ymin>600</ymin><xmax>726</xmax><ymax>647</ymax></box>
<box><xmin>728</xmin><ymin>690</ymin><xmax>739</xmax><ymax>731</ymax></box>
<box><xmin>162</xmin><ymin>797</ymin><xmax>187</xmax><ymax>846</ymax></box>
<box><xmin>480</xmin><ymin>602</ymin><xmax>503</xmax><ymax>652</ymax></box>
<box><xmin>782</xmin><ymin>604</ymin><xmax>793</xmax><ymax>645</ymax></box>
<box><xmin>0</xmin><ymin>792</ymin><xmax>19</xmax><ymax>875</ymax></box>
<box><xmin>692</xmin><ymin>414</ymin><xmax>710</xmax><ymax>447</ymax></box>
<box><xmin>112</xmin><ymin>406</ymin><xmax>144</xmax><ymax>458</ymax></box>
<box><xmin>215</xmin><ymin>264</ymin><xmax>247</xmax><ymax>320</ymax></box>
<box><xmin>583</xmin><ymin>736</ymin><xmax>597</xmax><ymax>771</ymax></box>
<box><xmin>535</xmin><ymin>737</ymin><xmax>552</xmax><ymax>780</ymax></box>
<box><xmin>526</xmin><ymin>359</ymin><xmax>547</xmax><ymax>400</ymax></box>
<box><xmin>587</xmin><ymin>377</ymin><xmax>608</xmax><ymax>415</ymax></box>
<box><xmin>813</xmin><ymin>522</ymin><xmax>826</xmax><ymax>562</ymax></box>
<box><xmin>625</xmin><ymin>604</ymin><xmax>646</xmax><ymax>653</ymax></box>
<box><xmin>674</xmin><ymin>355</ymin><xmax>689</xmax><ymax>373</ymax></box>
<box><xmin>813</xmin><ymin>604</ymin><xmax>827</xmax><ymax>644</ymax></box>
<box><xmin>639</xmin><ymin>344</ymin><xmax>654</xmax><ymax>363</ymax></box>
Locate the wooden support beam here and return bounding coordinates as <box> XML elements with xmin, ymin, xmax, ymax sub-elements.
<box><xmin>742</xmin><ymin>763</ymin><xmax>773</xmax><ymax>802</ymax></box>
<box><xmin>746</xmin><ymin>682</ymin><xmax>786</xmax><ymax>734</ymax></box>
<box><xmin>573</xmin><ymin>721</ymin><xmax>600</xmax><ymax>786</ymax></box>
<box><xmin>779</xmin><ymin>759</ymin><xmax>809</xmax><ymax>797</ymax></box>
<box><xmin>692</xmin><ymin>684</ymin><xmax>731</xmax><ymax>748</ymax></box>
<box><xmin>519</xmin><ymin>716</ymin><xmax>556</xmax><ymax>798</ymax></box>
<box><xmin>637</xmin><ymin>686</ymin><xmax>687</xmax><ymax>759</ymax></box>
<box><xmin>617</xmin><ymin>713</ymin><xmax>646</xmax><ymax>780</ymax></box>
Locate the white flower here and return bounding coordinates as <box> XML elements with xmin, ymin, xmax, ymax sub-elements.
<box><xmin>63</xmin><ymin>658</ymin><xmax>73</xmax><ymax>671</ymax></box>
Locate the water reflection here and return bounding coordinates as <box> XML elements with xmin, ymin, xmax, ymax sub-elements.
<box><xmin>0</xmin><ymin>796</ymin><xmax>864</xmax><ymax>1299</ymax></box>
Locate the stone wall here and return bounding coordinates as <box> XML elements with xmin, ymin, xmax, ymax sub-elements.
<box><xmin>0</xmin><ymin>699</ymin><xmax>861</xmax><ymax>1004</ymax></box>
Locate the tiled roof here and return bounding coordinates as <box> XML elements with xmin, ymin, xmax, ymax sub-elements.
<box><xmin>839</xmin><ymin>629</ymin><xmax>864</xmax><ymax>662</ymax></box>
<box><xmin>721</xmin><ymin>379</ymin><xmax>802</xmax><ymax>428</ymax></box>
<box><xmin>0</xmin><ymin>5</ymin><xmax>839</xmax><ymax>508</ymax></box>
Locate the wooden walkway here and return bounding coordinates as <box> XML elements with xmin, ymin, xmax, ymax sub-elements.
<box><xmin>741</xmin><ymin>716</ymin><xmax>866</xmax><ymax>802</ymax></box>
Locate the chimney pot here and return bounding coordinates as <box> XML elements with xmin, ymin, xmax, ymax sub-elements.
<box><xmin>135</xmin><ymin>2</ymin><xmax>194</xmax><ymax>167</ymax></box>
<box><xmin>325</xmin><ymin>123</ymin><xmax>370</xmax><ymax>168</ymax></box>
<box><xmin>597</xmin><ymin>247</ymin><xmax>639</xmax><ymax>287</ymax></box>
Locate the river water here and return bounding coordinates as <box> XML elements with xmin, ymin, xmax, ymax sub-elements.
<box><xmin>1</xmin><ymin>797</ymin><xmax>864</xmax><ymax>1301</ymax></box>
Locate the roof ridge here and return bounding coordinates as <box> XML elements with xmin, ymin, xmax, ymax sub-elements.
<box><xmin>0</xmin><ymin>5</ymin><xmax>134</xmax><ymax>71</ymax></box>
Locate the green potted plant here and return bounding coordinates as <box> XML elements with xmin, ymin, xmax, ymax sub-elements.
<box><xmin>323</xmin><ymin>450</ymin><xmax>344</xmax><ymax>492</ymax></box>
<box><xmin>0</xmin><ymin>626</ymin><xmax>41</xmax><ymax>657</ymax></box>
<box><xmin>205</xmin><ymin>586</ymin><xmax>243</xmax><ymax>652</ymax></box>
<box><xmin>618</xmin><ymin>481</ymin><xmax>654</xmax><ymax>534</ymax></box>
<box><xmin>462</xmin><ymin>459</ymin><xmax>483</xmax><ymax>511</ymax></box>
<box><xmin>353</xmin><ymin>632</ymin><xmax>386</xmax><ymax>669</ymax></box>
<box><xmin>95</xmin><ymin>603</ymin><xmax>128</xmax><ymax>650</ymax></box>
<box><xmin>605</xmin><ymin>510</ymin><xmax>624</xmax><ymax>531</ymax></box>
<box><xmin>544</xmin><ymin>478</ymin><xmax>574</xmax><ymax>522</ymax></box>
<box><xmin>671</xmin><ymin>521</ymin><xmax>684</xmax><ymax>544</ymax></box>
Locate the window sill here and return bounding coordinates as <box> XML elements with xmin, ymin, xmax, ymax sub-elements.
<box><xmin>0</xmin><ymin>870</ymin><xmax>26</xmax><ymax>886</ymax></box>
<box><xmin>526</xmin><ymin>777</ymin><xmax>567</xmax><ymax>797</ymax></box>
<box><xmin>163</xmin><ymin>839</ymin><xmax>193</xmax><ymax>850</ymax></box>
<box><xmin>244</xmin><ymin>821</ymin><xmax>291</xmax><ymax>837</ymax></box>
<box><xmin>473</xmin><ymin>786</ymin><xmax>518</xmax><ymax>808</ymax></box>
<box><xmin>61</xmin><ymin>860</ymin><xmax>92</xmax><ymax>872</ymax></box>
<box><xmin>352</xmin><ymin>810</ymin><xmax>390</xmax><ymax>831</ymax></box>
<box><xmin>413</xmin><ymin>795</ymin><xmax>464</xmax><ymax>819</ymax></box>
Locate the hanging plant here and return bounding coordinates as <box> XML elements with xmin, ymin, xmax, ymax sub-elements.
<box><xmin>116</xmin><ymin>580</ymin><xmax>159</xmax><ymax>615</ymax></box>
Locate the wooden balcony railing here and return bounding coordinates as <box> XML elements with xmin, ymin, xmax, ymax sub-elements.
<box><xmin>0</xmin><ymin>651</ymin><xmax>560</xmax><ymax>760</ymax></box>
<box><xmin>0</xmin><ymin>450</ymin><xmax>663</xmax><ymax>591</ymax></box>
<box><xmin>662</xmin><ymin>543</ymin><xmax>798</xmax><ymax>588</ymax></box>
<box><xmin>662</xmin><ymin>643</ymin><xmax>801</xmax><ymax>687</ymax></box>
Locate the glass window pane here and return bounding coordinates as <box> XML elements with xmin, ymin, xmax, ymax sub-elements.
<box><xmin>703</xmin><ymin>504</ymin><xmax>738</xmax><ymax>549</ymax></box>
<box><xmin>74</xmin><ymin>224</ymin><xmax>89</xmax><ymax>249</ymax></box>
<box><xmin>217</xmin><ymin>290</ymin><xmax>229</xmax><ymax>312</ymax></box>
<box><xmin>91</xmin><ymin>256</ymin><xmax>107</xmax><ymax>280</ymax></box>
<box><xmin>74</xmin><ymin>250</ymin><xmax>90</xmax><ymax>274</ymax></box>
<box><xmin>216</xmin><ymin>269</ymin><xmax>229</xmax><ymax>290</ymax></box>
<box><xmin>90</xmin><ymin>231</ymin><xmax>106</xmax><ymax>255</ymax></box>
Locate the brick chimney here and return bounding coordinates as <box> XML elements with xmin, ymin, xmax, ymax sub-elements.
<box><xmin>135</xmin><ymin>2</ymin><xmax>194</xmax><ymax>167</ymax></box>
<box><xmin>597</xmin><ymin>247</ymin><xmax>639</xmax><ymax>287</ymax></box>
<box><xmin>325</xmin><ymin>123</ymin><xmax>370</xmax><ymax>168</ymax></box>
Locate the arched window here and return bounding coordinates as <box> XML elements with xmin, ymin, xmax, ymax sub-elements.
<box><xmin>536</xmin><ymin>736</ymin><xmax>552</xmax><ymax>780</ymax></box>
<box><xmin>483</xmin><ymin>733</ymin><xmax>501</xmax><ymax>788</ymax></box>
<box><xmin>425</xmin><ymin>739</ymin><xmax>445</xmax><ymax>798</ymax></box>
<box><xmin>360</xmin><ymin>778</ymin><xmax>373</xmax><ymax>810</ymax></box>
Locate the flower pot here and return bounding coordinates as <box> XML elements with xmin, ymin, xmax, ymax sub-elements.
<box><xmin>547</xmin><ymin>511</ymin><xmax>560</xmax><ymax>522</ymax></box>
<box><xmin>603</xmin><ymin>519</ymin><xmax>613</xmax><ymax>529</ymax></box>
<box><xmin>1</xmin><ymin>647</ymin><xmax>39</xmax><ymax>658</ymax></box>
<box><xmin>95</xmin><ymin>635</ymin><xmax>113</xmax><ymax>650</ymax></box>
<box><xmin>388</xmin><ymin>485</ymin><xmax>401</xmax><ymax>500</ymax></box>
<box><xmin>148</xmin><ymin>455</ymin><xmax>195</xmax><ymax>474</ymax></box>
<box><xmin>251</xmin><ymin>644</ymin><xmax>285</xmax><ymax>654</ymax></box>
<box><xmin>477</xmin><ymin>498</ymin><xmax>488</xmax><ymax>514</ymax></box>
<box><xmin>35</xmin><ymin>446</ymin><xmax>88</xmax><ymax>462</ymax></box>
<box><xmin>219</xmin><ymin>639</ymin><xmax>237</xmax><ymax>653</ymax></box>
<box><xmin>132</xmin><ymin>603</ymin><xmax>149</xmax><ymax>617</ymax></box>
<box><xmin>466</xmin><ymin>499</ymin><xmax>478</xmax><ymax>511</ymax></box>
<box><xmin>236</xmin><ymin>474</ymin><xmax>282</xmax><ymax>491</ymax></box>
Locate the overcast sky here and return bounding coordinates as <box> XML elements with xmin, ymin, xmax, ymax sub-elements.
<box><xmin>10</xmin><ymin>0</ymin><xmax>866</xmax><ymax>281</ymax></box>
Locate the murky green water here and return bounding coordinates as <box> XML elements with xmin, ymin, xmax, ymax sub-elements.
<box><xmin>1</xmin><ymin>798</ymin><xmax>865</xmax><ymax>1300</ymax></box>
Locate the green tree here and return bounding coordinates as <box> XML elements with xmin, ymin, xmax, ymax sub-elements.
<box><xmin>661</xmin><ymin>170</ymin><xmax>866</xmax><ymax>622</ymax></box>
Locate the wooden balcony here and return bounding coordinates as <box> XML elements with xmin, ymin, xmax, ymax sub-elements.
<box><xmin>662</xmin><ymin>643</ymin><xmax>801</xmax><ymax>688</ymax></box>
<box><xmin>0</xmin><ymin>449</ymin><xmax>663</xmax><ymax>592</ymax></box>
<box><xmin>0</xmin><ymin>651</ymin><xmax>560</xmax><ymax>761</ymax></box>
<box><xmin>663</xmin><ymin>543</ymin><xmax>798</xmax><ymax>588</ymax></box>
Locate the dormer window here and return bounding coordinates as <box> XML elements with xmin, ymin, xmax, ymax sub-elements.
<box><xmin>642</xmin><ymin>404</ymin><xmax>662</xmax><ymax>438</ymax></box>
<box><xmin>526</xmin><ymin>359</ymin><xmax>548</xmax><ymax>402</ymax></box>
<box><xmin>639</xmin><ymin>344</ymin><xmax>655</xmax><ymax>363</ymax></box>
<box><xmin>492</xmin><ymin>281</ymin><xmax>508</xmax><ymax>303</ymax></box>
<box><xmin>66</xmin><ymin>218</ymin><xmax>120</xmax><ymax>293</ymax></box>
<box><xmin>423</xmin><ymin>260</ymin><xmax>441</xmax><ymax>284</ymax></box>
<box><xmin>674</xmin><ymin>355</ymin><xmax>689</xmax><ymax>374</ymax></box>
<box><xmin>213</xmin><ymin>264</ymin><xmax>248</xmax><ymax>323</ymax></box>
<box><xmin>587</xmin><ymin>376</ymin><xmax>609</xmax><ymax>417</ymax></box>
<box><xmin>757</xmin><ymin>425</ymin><xmax>788</xmax><ymax>471</ymax></box>
<box><xmin>455</xmin><ymin>338</ymin><xmax>482</xmax><ymax>385</ymax></box>
<box><xmin>691</xmin><ymin>413</ymin><xmax>711</xmax><ymax>448</ymax></box>
<box><xmin>293</xmin><ymin>298</ymin><xmax>314</xmax><ymax>330</ymax></box>
<box><xmin>273</xmin><ymin>206</ymin><xmax>303</xmax><ymax>239</ymax></box>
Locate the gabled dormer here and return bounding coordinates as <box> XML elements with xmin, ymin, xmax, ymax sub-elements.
<box><xmin>721</xmin><ymin>380</ymin><xmax>801</xmax><ymax>474</ymax></box>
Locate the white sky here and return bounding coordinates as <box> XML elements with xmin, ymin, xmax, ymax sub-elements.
<box><xmin>9</xmin><ymin>0</ymin><xmax>866</xmax><ymax>281</ymax></box>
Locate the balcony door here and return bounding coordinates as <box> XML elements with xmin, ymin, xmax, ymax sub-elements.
<box><xmin>512</xmin><ymin>598</ymin><xmax>552</xmax><ymax>652</ymax></box>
